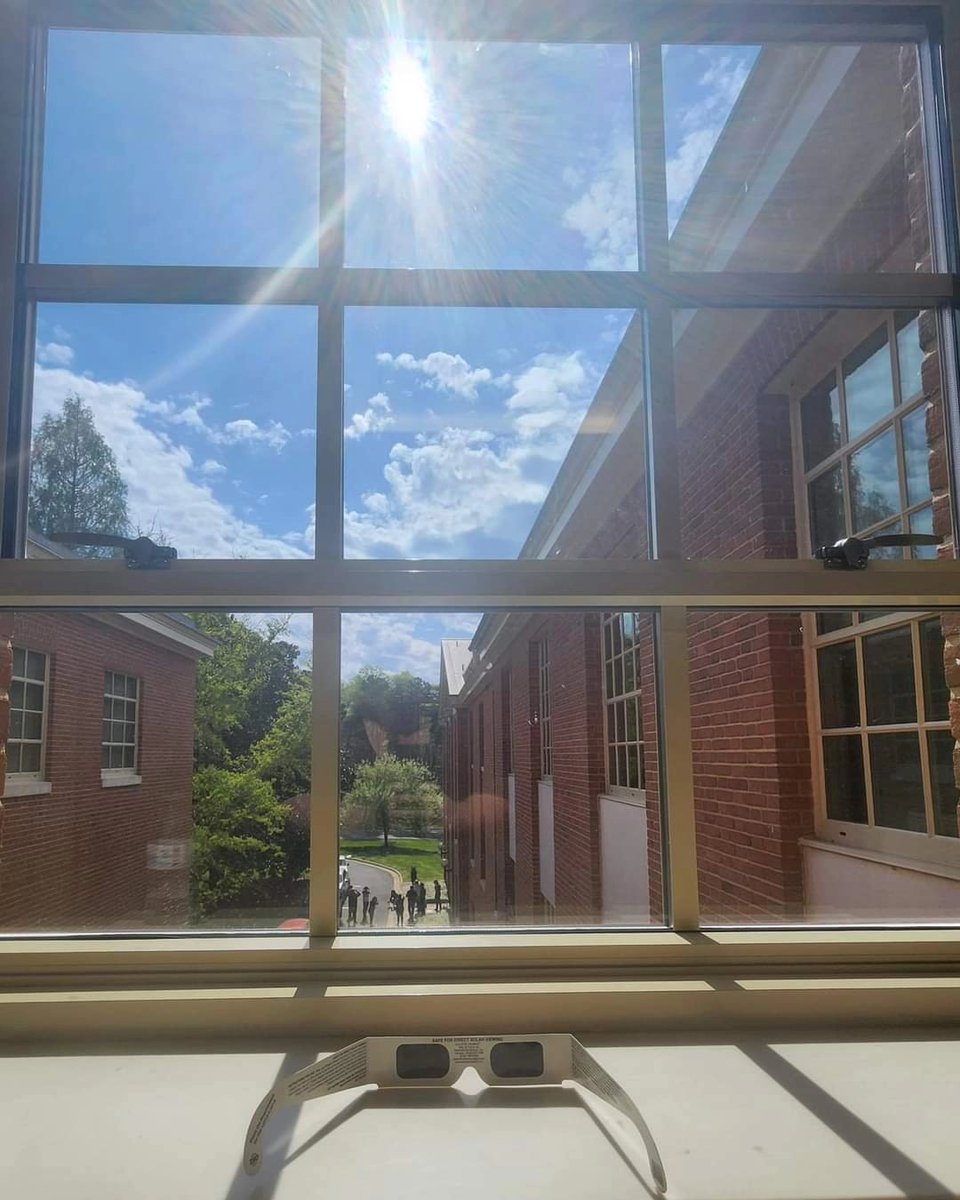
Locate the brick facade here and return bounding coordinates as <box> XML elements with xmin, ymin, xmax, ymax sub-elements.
<box><xmin>0</xmin><ymin>612</ymin><xmax>200</xmax><ymax>930</ymax></box>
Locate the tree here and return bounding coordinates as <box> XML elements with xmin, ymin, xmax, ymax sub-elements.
<box><xmin>342</xmin><ymin>754</ymin><xmax>443</xmax><ymax>849</ymax></box>
<box><xmin>29</xmin><ymin>395</ymin><xmax>129</xmax><ymax>554</ymax></box>
<box><xmin>190</xmin><ymin>766</ymin><xmax>289</xmax><ymax>915</ymax></box>
<box><xmin>250</xmin><ymin>676</ymin><xmax>311</xmax><ymax>801</ymax></box>
<box><xmin>340</xmin><ymin>667</ymin><xmax>440</xmax><ymax>787</ymax></box>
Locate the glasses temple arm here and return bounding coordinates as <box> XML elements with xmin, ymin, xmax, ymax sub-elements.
<box><xmin>569</xmin><ymin>1038</ymin><xmax>668</xmax><ymax>1194</ymax></box>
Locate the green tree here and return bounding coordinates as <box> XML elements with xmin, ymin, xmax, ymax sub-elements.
<box><xmin>190</xmin><ymin>766</ymin><xmax>289</xmax><ymax>915</ymax></box>
<box><xmin>191</xmin><ymin>613</ymin><xmax>302</xmax><ymax>769</ymax></box>
<box><xmin>28</xmin><ymin>395</ymin><xmax>129</xmax><ymax>554</ymax></box>
<box><xmin>342</xmin><ymin>754</ymin><xmax>443</xmax><ymax>849</ymax></box>
<box><xmin>250</xmin><ymin>676</ymin><xmax>311</xmax><ymax>801</ymax></box>
<box><xmin>340</xmin><ymin>667</ymin><xmax>439</xmax><ymax>787</ymax></box>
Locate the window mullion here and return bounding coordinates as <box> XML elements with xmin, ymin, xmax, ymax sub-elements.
<box><xmin>309</xmin><ymin>608</ymin><xmax>340</xmax><ymax>937</ymax></box>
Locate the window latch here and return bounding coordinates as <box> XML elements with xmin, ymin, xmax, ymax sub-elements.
<box><xmin>814</xmin><ymin>533</ymin><xmax>941</xmax><ymax>570</ymax></box>
<box><xmin>50</xmin><ymin>531</ymin><xmax>178</xmax><ymax>569</ymax></box>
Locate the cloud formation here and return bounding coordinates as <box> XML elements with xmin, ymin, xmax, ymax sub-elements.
<box><xmin>344</xmin><ymin>392</ymin><xmax>395</xmax><ymax>440</ymax></box>
<box><xmin>562</xmin><ymin>142</ymin><xmax>637</xmax><ymax>270</ymax></box>
<box><xmin>376</xmin><ymin>350</ymin><xmax>493</xmax><ymax>400</ymax></box>
<box><xmin>37</xmin><ymin>341</ymin><xmax>75</xmax><ymax>367</ymax></box>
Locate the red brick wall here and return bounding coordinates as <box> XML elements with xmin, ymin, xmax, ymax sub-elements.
<box><xmin>0</xmin><ymin>612</ymin><xmax>198</xmax><ymax>930</ymax></box>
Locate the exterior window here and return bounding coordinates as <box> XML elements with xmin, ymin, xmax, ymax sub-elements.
<box><xmin>478</xmin><ymin>701</ymin><xmax>486</xmax><ymax>880</ymax></box>
<box><xmin>602</xmin><ymin>612</ymin><xmax>645</xmax><ymax>792</ymax></box>
<box><xmin>8</xmin><ymin>647</ymin><xmax>48</xmax><ymax>777</ymax></box>
<box><xmin>799</xmin><ymin>314</ymin><xmax>957</xmax><ymax>841</ymax></box>
<box><xmin>102</xmin><ymin>671</ymin><xmax>139</xmax><ymax>771</ymax></box>
<box><xmin>537</xmin><ymin>641</ymin><xmax>551</xmax><ymax>778</ymax></box>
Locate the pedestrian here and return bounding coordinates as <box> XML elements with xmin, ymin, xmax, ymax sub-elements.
<box><xmin>368</xmin><ymin>894</ymin><xmax>379</xmax><ymax>926</ymax></box>
<box><xmin>393</xmin><ymin>890</ymin><xmax>404</xmax><ymax>927</ymax></box>
<box><xmin>346</xmin><ymin>885</ymin><xmax>359</xmax><ymax>926</ymax></box>
<box><xmin>339</xmin><ymin>884</ymin><xmax>348</xmax><ymax>921</ymax></box>
<box><xmin>361</xmin><ymin>885</ymin><xmax>370</xmax><ymax>925</ymax></box>
<box><xmin>418</xmin><ymin>880</ymin><xmax>427</xmax><ymax>916</ymax></box>
<box><xmin>434</xmin><ymin>880</ymin><xmax>442</xmax><ymax>911</ymax></box>
<box><xmin>410</xmin><ymin>865</ymin><xmax>418</xmax><ymax>885</ymax></box>
<box><xmin>406</xmin><ymin>884</ymin><xmax>417</xmax><ymax>922</ymax></box>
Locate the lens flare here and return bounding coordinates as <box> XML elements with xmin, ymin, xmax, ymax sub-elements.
<box><xmin>383</xmin><ymin>53</ymin><xmax>430</xmax><ymax>143</ymax></box>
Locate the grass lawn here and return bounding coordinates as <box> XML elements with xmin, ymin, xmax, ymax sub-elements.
<box><xmin>341</xmin><ymin>837</ymin><xmax>443</xmax><ymax>885</ymax></box>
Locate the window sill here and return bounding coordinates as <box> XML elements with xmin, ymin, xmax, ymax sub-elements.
<box><xmin>1</xmin><ymin>778</ymin><xmax>52</xmax><ymax>798</ymax></box>
<box><xmin>801</xmin><ymin>835</ymin><xmax>960</xmax><ymax>883</ymax></box>
<box><xmin>599</xmin><ymin>789</ymin><xmax>647</xmax><ymax>808</ymax></box>
<box><xmin>100</xmin><ymin>772</ymin><xmax>142</xmax><ymax>789</ymax></box>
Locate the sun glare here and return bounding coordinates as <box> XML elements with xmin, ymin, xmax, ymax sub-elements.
<box><xmin>383</xmin><ymin>53</ymin><xmax>430</xmax><ymax>143</ymax></box>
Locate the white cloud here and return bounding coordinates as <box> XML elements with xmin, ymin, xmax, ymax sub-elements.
<box><xmin>37</xmin><ymin>342</ymin><xmax>74</xmax><ymax>367</ymax></box>
<box><xmin>344</xmin><ymin>392</ymin><xmax>395</xmax><ymax>440</ymax></box>
<box><xmin>215</xmin><ymin>417</ymin><xmax>291</xmax><ymax>451</ymax></box>
<box><xmin>562</xmin><ymin>142</ymin><xmax>637</xmax><ymax>270</ymax></box>
<box><xmin>32</xmin><ymin>365</ymin><xmax>311</xmax><ymax>560</ymax></box>
<box><xmin>199</xmin><ymin>458</ymin><xmax>227</xmax><ymax>476</ymax></box>
<box><xmin>377</xmin><ymin>350</ymin><xmax>492</xmax><ymax>400</ymax></box>
<box><xmin>341</xmin><ymin>612</ymin><xmax>480</xmax><ymax>682</ymax></box>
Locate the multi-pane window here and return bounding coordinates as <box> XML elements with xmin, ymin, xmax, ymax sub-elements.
<box><xmin>8</xmin><ymin>647</ymin><xmax>48</xmax><ymax>776</ymax></box>
<box><xmin>537</xmin><ymin>642</ymin><xmax>551</xmax><ymax>779</ymax></box>
<box><xmin>602</xmin><ymin>613</ymin><xmax>645</xmax><ymax>792</ymax></box>
<box><xmin>101</xmin><ymin>671</ymin><xmax>139</xmax><ymax>771</ymax></box>
<box><xmin>801</xmin><ymin>312</ymin><xmax>933</xmax><ymax>558</ymax></box>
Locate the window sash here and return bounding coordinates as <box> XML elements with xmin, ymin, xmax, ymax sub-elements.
<box><xmin>7</xmin><ymin>646</ymin><xmax>48</xmax><ymax>778</ymax></box>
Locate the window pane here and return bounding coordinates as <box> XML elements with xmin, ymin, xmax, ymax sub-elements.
<box><xmin>25</xmin><ymin>651</ymin><xmax>45</xmax><ymax>680</ymax></box>
<box><xmin>929</xmin><ymin>730</ymin><xmax>960</xmax><ymax>839</ymax></box>
<box><xmin>844</xmin><ymin>327</ymin><xmax>895</xmax><ymax>441</ymax></box>
<box><xmin>823</xmin><ymin>735</ymin><xmax>867</xmax><ymax>824</ymax></box>
<box><xmin>0</xmin><ymin>610</ymin><xmax>311</xmax><ymax>933</ymax></box>
<box><xmin>849</xmin><ymin>428</ymin><xmax>899</xmax><ymax>532</ymax></box>
<box><xmin>817</xmin><ymin>613</ymin><xmax>855</xmax><ymax>635</ymax></box>
<box><xmin>870</xmin><ymin>733</ymin><xmax>925</xmax><ymax>832</ymax></box>
<box><xmin>30</xmin><ymin>305</ymin><xmax>317</xmax><ymax>560</ymax></box>
<box><xmin>12</xmin><ymin>647</ymin><xmax>24</xmax><ymax>676</ymax></box>
<box><xmin>902</xmin><ymin>405</ymin><xmax>931</xmax><ymax>509</ymax></box>
<box><xmin>800</xmin><ymin>375</ymin><xmax>841</xmax><ymax>470</ymax></box>
<box><xmin>346</xmin><ymin>41</ymin><xmax>635</xmax><ymax>269</ymax></box>
<box><xmin>809</xmin><ymin>468</ymin><xmax>845</xmax><ymax>550</ymax></box>
<box><xmin>921</xmin><ymin>619</ymin><xmax>950</xmax><ymax>723</ymax></box>
<box><xmin>817</xmin><ymin>642</ymin><xmax>859</xmax><ymax>729</ymax></box>
<box><xmin>344</xmin><ymin>307</ymin><xmax>639</xmax><ymax>559</ymax></box>
<box><xmin>41</xmin><ymin>32</ymin><xmax>322</xmax><ymax>266</ymax></box>
<box><xmin>864</xmin><ymin>626</ymin><xmax>917</xmax><ymax>725</ymax></box>
<box><xmin>664</xmin><ymin>44</ymin><xmax>932</xmax><ymax>273</ymax></box>
<box><xmin>910</xmin><ymin>504</ymin><xmax>938</xmax><ymax>559</ymax></box>
<box><xmin>896</xmin><ymin>312</ymin><xmax>924</xmax><ymax>402</ymax></box>
<box><xmin>341</xmin><ymin>610</ymin><xmax>662</xmax><ymax>929</ymax></box>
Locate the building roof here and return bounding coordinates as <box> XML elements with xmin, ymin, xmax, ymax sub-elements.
<box><xmin>438</xmin><ymin>639</ymin><xmax>472</xmax><ymax>713</ymax></box>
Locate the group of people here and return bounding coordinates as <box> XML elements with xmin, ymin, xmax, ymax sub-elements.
<box><xmin>338</xmin><ymin>865</ymin><xmax>444</xmax><ymax>927</ymax></box>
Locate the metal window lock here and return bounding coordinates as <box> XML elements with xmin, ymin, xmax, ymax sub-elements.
<box><xmin>50</xmin><ymin>532</ymin><xmax>178</xmax><ymax>569</ymax></box>
<box><xmin>814</xmin><ymin>533</ymin><xmax>941</xmax><ymax>569</ymax></box>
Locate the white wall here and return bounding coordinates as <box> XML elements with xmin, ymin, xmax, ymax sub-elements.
<box><xmin>802</xmin><ymin>840</ymin><xmax>960</xmax><ymax>922</ymax></box>
<box><xmin>537</xmin><ymin>780</ymin><xmax>555</xmax><ymax>906</ymax></box>
<box><xmin>600</xmin><ymin>794</ymin><xmax>650</xmax><ymax>924</ymax></box>
<box><xmin>507</xmin><ymin>773</ymin><xmax>516</xmax><ymax>862</ymax></box>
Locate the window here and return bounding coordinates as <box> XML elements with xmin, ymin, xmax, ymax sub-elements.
<box><xmin>7</xmin><ymin>647</ymin><xmax>48</xmax><ymax>778</ymax></box>
<box><xmin>2</xmin><ymin>1</ymin><xmax>960</xmax><ymax>1025</ymax></box>
<box><xmin>602</xmin><ymin>612</ymin><xmax>645</xmax><ymax>792</ymax></box>
<box><xmin>101</xmin><ymin>670</ymin><xmax>139</xmax><ymax>773</ymax></box>
<box><xmin>537</xmin><ymin>641</ymin><xmax>552</xmax><ymax>779</ymax></box>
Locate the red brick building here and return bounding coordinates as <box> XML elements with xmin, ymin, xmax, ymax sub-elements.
<box><xmin>441</xmin><ymin>43</ymin><xmax>960</xmax><ymax>926</ymax></box>
<box><xmin>0</xmin><ymin>538</ymin><xmax>214</xmax><ymax>931</ymax></box>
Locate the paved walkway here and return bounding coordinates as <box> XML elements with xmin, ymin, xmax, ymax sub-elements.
<box><xmin>340</xmin><ymin>858</ymin><xmax>449</xmax><ymax>929</ymax></box>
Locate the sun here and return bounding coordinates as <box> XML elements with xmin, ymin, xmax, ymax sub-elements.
<box><xmin>383</xmin><ymin>52</ymin><xmax>431</xmax><ymax>143</ymax></box>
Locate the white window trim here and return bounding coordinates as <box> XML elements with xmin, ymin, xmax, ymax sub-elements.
<box><xmin>100</xmin><ymin>770</ymin><xmax>143</xmax><ymax>789</ymax></box>
<box><xmin>1</xmin><ymin>777</ymin><xmax>52</xmax><ymax>798</ymax></box>
<box><xmin>101</xmin><ymin>671</ymin><xmax>140</xmax><ymax>776</ymax></box>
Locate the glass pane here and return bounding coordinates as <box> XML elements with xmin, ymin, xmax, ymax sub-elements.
<box><xmin>10</xmin><ymin>711</ymin><xmax>23</xmax><ymax>739</ymax></box>
<box><xmin>31</xmin><ymin>304</ymin><xmax>317</xmax><ymax>560</ymax></box>
<box><xmin>902</xmin><ymin>405</ymin><xmax>931</xmax><ymax>509</ymax></box>
<box><xmin>8</xmin><ymin>746</ymin><xmax>23</xmax><ymax>773</ymax></box>
<box><xmin>909</xmin><ymin>504</ymin><xmax>938</xmax><ymax>559</ymax></box>
<box><xmin>346</xmin><ymin>41</ymin><xmax>636</xmax><ymax>269</ymax></box>
<box><xmin>808</xmin><ymin>468</ymin><xmax>845</xmax><ymax>550</ymax></box>
<box><xmin>929</xmin><ymin>730</ymin><xmax>959</xmax><ymax>839</ymax></box>
<box><xmin>344</xmin><ymin>307</ymin><xmax>639</xmax><ymax>559</ymax></box>
<box><xmin>340</xmin><ymin>610</ymin><xmax>662</xmax><ymax>928</ymax></box>
<box><xmin>0</xmin><ymin>609</ymin><xmax>311</xmax><ymax>933</ymax></box>
<box><xmin>823</xmin><ymin>735</ymin><xmax>867</xmax><ymax>824</ymax></box>
<box><xmin>23</xmin><ymin>712</ymin><xmax>42</xmax><ymax>740</ymax></box>
<box><xmin>800</xmin><ymin>374</ymin><xmax>841</xmax><ymax>470</ymax></box>
<box><xmin>844</xmin><ymin>327</ymin><xmax>895</xmax><ymax>441</ymax></box>
<box><xmin>25</xmin><ymin>651</ymin><xmax>45</xmax><ymax>680</ymax></box>
<box><xmin>920</xmin><ymin>618</ymin><xmax>949</xmax><ymax>723</ymax></box>
<box><xmin>664</xmin><ymin>44</ymin><xmax>932</xmax><ymax>272</ymax></box>
<box><xmin>24</xmin><ymin>683</ymin><xmax>43</xmax><ymax>711</ymax></box>
<box><xmin>896</xmin><ymin>312</ymin><xmax>924</xmax><ymax>402</ymax></box>
<box><xmin>870</xmin><ymin>733</ymin><xmax>925</xmax><ymax>832</ymax></box>
<box><xmin>41</xmin><ymin>32</ymin><xmax>322</xmax><ymax>266</ymax></box>
<box><xmin>864</xmin><ymin>626</ymin><xmax>917</xmax><ymax>725</ymax></box>
<box><xmin>817</xmin><ymin>612</ymin><xmax>854</xmax><ymax>636</ymax></box>
<box><xmin>12</xmin><ymin>647</ymin><xmax>24</xmax><ymax>676</ymax></box>
<box><xmin>849</xmin><ymin>428</ymin><xmax>899</xmax><ymax>532</ymax></box>
<box><xmin>10</xmin><ymin>681</ymin><xmax>23</xmax><ymax>709</ymax></box>
<box><xmin>817</xmin><ymin>641</ymin><xmax>859</xmax><ymax>729</ymax></box>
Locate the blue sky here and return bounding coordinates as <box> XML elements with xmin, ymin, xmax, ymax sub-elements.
<box><xmin>34</xmin><ymin>32</ymin><xmax>755</xmax><ymax>675</ymax></box>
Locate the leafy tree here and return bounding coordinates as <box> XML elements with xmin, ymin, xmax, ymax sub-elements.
<box><xmin>190</xmin><ymin>766</ymin><xmax>289</xmax><ymax>915</ymax></box>
<box><xmin>191</xmin><ymin>613</ymin><xmax>303</xmax><ymax>769</ymax></box>
<box><xmin>340</xmin><ymin>668</ymin><xmax>440</xmax><ymax>787</ymax></box>
<box><xmin>29</xmin><ymin>395</ymin><xmax>129</xmax><ymax>555</ymax></box>
<box><xmin>342</xmin><ymin>754</ymin><xmax>443</xmax><ymax>849</ymax></box>
<box><xmin>250</xmin><ymin>676</ymin><xmax>311</xmax><ymax>801</ymax></box>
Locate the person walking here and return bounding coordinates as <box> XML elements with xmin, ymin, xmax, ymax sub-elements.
<box><xmin>361</xmin><ymin>885</ymin><xmax>370</xmax><ymax>925</ymax></box>
<box><xmin>433</xmin><ymin>879</ymin><xmax>442</xmax><ymax>912</ymax></box>
<box><xmin>418</xmin><ymin>880</ymin><xmax>427</xmax><ymax>916</ymax></box>
<box><xmin>368</xmin><ymin>894</ymin><xmax>379</xmax><ymax>926</ymax></box>
<box><xmin>410</xmin><ymin>865</ymin><xmax>418</xmax><ymax>885</ymax></box>
<box><xmin>406</xmin><ymin>883</ymin><xmax>418</xmax><ymax>923</ymax></box>
<box><xmin>346</xmin><ymin>885</ymin><xmax>359</xmax><ymax>926</ymax></box>
<box><xmin>339</xmin><ymin>884</ymin><xmax>348</xmax><ymax>922</ymax></box>
<box><xmin>391</xmin><ymin>890</ymin><xmax>404</xmax><ymax>927</ymax></box>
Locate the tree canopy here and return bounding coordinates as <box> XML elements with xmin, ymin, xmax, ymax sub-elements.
<box><xmin>342</xmin><ymin>754</ymin><xmax>443</xmax><ymax>849</ymax></box>
<box><xmin>29</xmin><ymin>394</ymin><xmax>129</xmax><ymax>555</ymax></box>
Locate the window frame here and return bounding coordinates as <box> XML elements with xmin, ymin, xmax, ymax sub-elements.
<box><xmin>1</xmin><ymin>1</ymin><xmax>960</xmax><ymax>1029</ymax></box>
<box><xmin>537</xmin><ymin>639</ymin><xmax>552</xmax><ymax>781</ymax></box>
<box><xmin>601</xmin><ymin>611</ymin><xmax>647</xmax><ymax>798</ymax></box>
<box><xmin>5</xmin><ymin>643</ymin><xmax>49</xmax><ymax>785</ymax></box>
<box><xmin>100</xmin><ymin>669</ymin><xmax>140</xmax><ymax>782</ymax></box>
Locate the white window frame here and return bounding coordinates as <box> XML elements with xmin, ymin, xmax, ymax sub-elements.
<box><xmin>601</xmin><ymin>611</ymin><xmax>646</xmax><ymax>798</ymax></box>
<box><xmin>537</xmin><ymin>640</ymin><xmax>552</xmax><ymax>780</ymax></box>
<box><xmin>4</xmin><ymin>643</ymin><xmax>50</xmax><ymax>795</ymax></box>
<box><xmin>1</xmin><ymin>1</ymin><xmax>960</xmax><ymax>1034</ymax></box>
<box><xmin>100</xmin><ymin>669</ymin><xmax>141</xmax><ymax>785</ymax></box>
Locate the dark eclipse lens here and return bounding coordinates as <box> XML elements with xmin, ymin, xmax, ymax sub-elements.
<box><xmin>489</xmin><ymin>1041</ymin><xmax>545</xmax><ymax>1079</ymax></box>
<box><xmin>395</xmin><ymin>1043</ymin><xmax>451</xmax><ymax>1079</ymax></box>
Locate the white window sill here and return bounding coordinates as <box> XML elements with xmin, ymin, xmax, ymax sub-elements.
<box><xmin>599</xmin><ymin>789</ymin><xmax>647</xmax><ymax>809</ymax></box>
<box><xmin>800</xmin><ymin>835</ymin><xmax>960</xmax><ymax>883</ymax></box>
<box><xmin>1</xmin><ymin>778</ymin><xmax>52</xmax><ymax>798</ymax></box>
<box><xmin>101</xmin><ymin>772</ymin><xmax>142</xmax><ymax>789</ymax></box>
